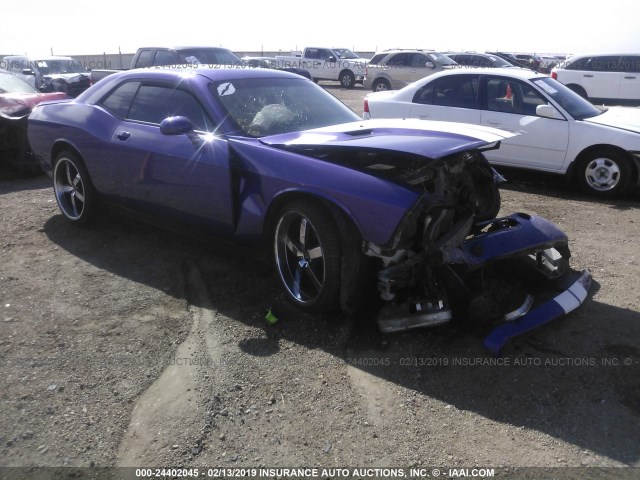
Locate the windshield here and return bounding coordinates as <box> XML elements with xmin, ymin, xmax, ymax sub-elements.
<box><xmin>0</xmin><ymin>72</ymin><xmax>37</xmax><ymax>94</ymax></box>
<box><xmin>35</xmin><ymin>59</ymin><xmax>86</xmax><ymax>75</ymax></box>
<box><xmin>178</xmin><ymin>48</ymin><xmax>243</xmax><ymax>66</ymax></box>
<box><xmin>532</xmin><ymin>77</ymin><xmax>602</xmax><ymax>120</ymax></box>
<box><xmin>487</xmin><ymin>55</ymin><xmax>512</xmax><ymax>67</ymax></box>
<box><xmin>333</xmin><ymin>49</ymin><xmax>359</xmax><ymax>60</ymax></box>
<box><xmin>209</xmin><ymin>77</ymin><xmax>359</xmax><ymax>137</ymax></box>
<box><xmin>428</xmin><ymin>52</ymin><xmax>457</xmax><ymax>66</ymax></box>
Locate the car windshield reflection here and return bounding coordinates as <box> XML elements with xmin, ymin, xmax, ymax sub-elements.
<box><xmin>209</xmin><ymin>77</ymin><xmax>359</xmax><ymax>137</ymax></box>
<box><xmin>533</xmin><ymin>77</ymin><xmax>603</xmax><ymax>120</ymax></box>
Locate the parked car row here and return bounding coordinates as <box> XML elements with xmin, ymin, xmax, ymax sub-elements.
<box><xmin>0</xmin><ymin>70</ymin><xmax>67</xmax><ymax>170</ymax></box>
<box><xmin>25</xmin><ymin>66</ymin><xmax>591</xmax><ymax>353</ymax></box>
<box><xmin>364</xmin><ymin>67</ymin><xmax>640</xmax><ymax>197</ymax></box>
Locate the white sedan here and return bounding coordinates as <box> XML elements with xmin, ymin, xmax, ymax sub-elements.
<box><xmin>363</xmin><ymin>67</ymin><xmax>640</xmax><ymax>197</ymax></box>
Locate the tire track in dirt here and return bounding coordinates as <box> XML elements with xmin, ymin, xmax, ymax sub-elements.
<box><xmin>117</xmin><ymin>263</ymin><xmax>223</xmax><ymax>466</ymax></box>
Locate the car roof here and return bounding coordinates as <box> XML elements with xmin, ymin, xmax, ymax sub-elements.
<box><xmin>428</xmin><ymin>67</ymin><xmax>543</xmax><ymax>80</ymax></box>
<box><xmin>136</xmin><ymin>46</ymin><xmax>234</xmax><ymax>51</ymax></box>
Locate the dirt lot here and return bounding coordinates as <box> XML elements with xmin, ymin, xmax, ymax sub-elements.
<box><xmin>1</xmin><ymin>83</ymin><xmax>639</xmax><ymax>478</ymax></box>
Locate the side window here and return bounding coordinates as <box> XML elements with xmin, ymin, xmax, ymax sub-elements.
<box><xmin>388</xmin><ymin>53</ymin><xmax>411</xmax><ymax>67</ymax></box>
<box><xmin>99</xmin><ymin>81</ymin><xmax>140</xmax><ymax>118</ymax></box>
<box><xmin>127</xmin><ymin>84</ymin><xmax>212</xmax><ymax>131</ymax></box>
<box><xmin>318</xmin><ymin>49</ymin><xmax>333</xmax><ymax>61</ymax></box>
<box><xmin>135</xmin><ymin>50</ymin><xmax>154</xmax><ymax>68</ymax></box>
<box><xmin>620</xmin><ymin>56</ymin><xmax>640</xmax><ymax>73</ymax></box>
<box><xmin>153</xmin><ymin>50</ymin><xmax>180</xmax><ymax>67</ymax></box>
<box><xmin>410</xmin><ymin>54</ymin><xmax>429</xmax><ymax>68</ymax></box>
<box><xmin>433</xmin><ymin>76</ymin><xmax>478</xmax><ymax>108</ymax></box>
<box><xmin>486</xmin><ymin>78</ymin><xmax>546</xmax><ymax>116</ymax></box>
<box><xmin>566</xmin><ymin>57</ymin><xmax>589</xmax><ymax>71</ymax></box>
<box><xmin>476</xmin><ymin>57</ymin><xmax>492</xmax><ymax>68</ymax></box>
<box><xmin>412</xmin><ymin>81</ymin><xmax>434</xmax><ymax>104</ymax></box>
<box><xmin>588</xmin><ymin>56</ymin><xmax>622</xmax><ymax>72</ymax></box>
<box><xmin>305</xmin><ymin>49</ymin><xmax>320</xmax><ymax>60</ymax></box>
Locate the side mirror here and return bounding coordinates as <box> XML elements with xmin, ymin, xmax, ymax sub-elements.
<box><xmin>425</xmin><ymin>61</ymin><xmax>435</xmax><ymax>69</ymax></box>
<box><xmin>536</xmin><ymin>104</ymin><xmax>563</xmax><ymax>120</ymax></box>
<box><xmin>160</xmin><ymin>116</ymin><xmax>193</xmax><ymax>135</ymax></box>
<box><xmin>328</xmin><ymin>56</ymin><xmax>336</xmax><ymax>62</ymax></box>
<box><xmin>22</xmin><ymin>69</ymin><xmax>36</xmax><ymax>76</ymax></box>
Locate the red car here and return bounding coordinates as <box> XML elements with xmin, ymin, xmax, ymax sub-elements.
<box><xmin>0</xmin><ymin>70</ymin><xmax>67</xmax><ymax>171</ymax></box>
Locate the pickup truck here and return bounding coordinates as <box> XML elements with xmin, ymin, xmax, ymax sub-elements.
<box><xmin>90</xmin><ymin>46</ymin><xmax>243</xmax><ymax>84</ymax></box>
<box><xmin>275</xmin><ymin>48</ymin><xmax>368</xmax><ymax>88</ymax></box>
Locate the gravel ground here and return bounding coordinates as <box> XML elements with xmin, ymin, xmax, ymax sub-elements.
<box><xmin>0</xmin><ymin>82</ymin><xmax>639</xmax><ymax>479</ymax></box>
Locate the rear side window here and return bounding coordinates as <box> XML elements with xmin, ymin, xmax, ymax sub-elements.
<box><xmin>153</xmin><ymin>50</ymin><xmax>180</xmax><ymax>66</ymax></box>
<box><xmin>565</xmin><ymin>56</ymin><xmax>589</xmax><ymax>70</ymax></box>
<box><xmin>134</xmin><ymin>50</ymin><xmax>154</xmax><ymax>68</ymax></box>
<box><xmin>127</xmin><ymin>84</ymin><xmax>213</xmax><ymax>131</ymax></box>
<box><xmin>413</xmin><ymin>81</ymin><xmax>434</xmax><ymax>104</ymax></box>
<box><xmin>368</xmin><ymin>54</ymin><xmax>387</xmax><ymax>66</ymax></box>
<box><xmin>433</xmin><ymin>76</ymin><xmax>479</xmax><ymax>108</ymax></box>
<box><xmin>100</xmin><ymin>81</ymin><xmax>141</xmax><ymax>118</ymax></box>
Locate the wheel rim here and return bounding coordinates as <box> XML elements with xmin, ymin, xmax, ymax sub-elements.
<box><xmin>274</xmin><ymin>211</ymin><xmax>326</xmax><ymax>305</ymax></box>
<box><xmin>375</xmin><ymin>82</ymin><xmax>388</xmax><ymax>91</ymax></box>
<box><xmin>54</xmin><ymin>157</ymin><xmax>86</xmax><ymax>220</ymax></box>
<box><xmin>341</xmin><ymin>74</ymin><xmax>353</xmax><ymax>88</ymax></box>
<box><xmin>584</xmin><ymin>157</ymin><xmax>621</xmax><ymax>191</ymax></box>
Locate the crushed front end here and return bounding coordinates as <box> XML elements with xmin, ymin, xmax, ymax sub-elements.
<box><xmin>364</xmin><ymin>150</ymin><xmax>591</xmax><ymax>354</ymax></box>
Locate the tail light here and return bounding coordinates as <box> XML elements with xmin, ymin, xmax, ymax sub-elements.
<box><xmin>363</xmin><ymin>99</ymin><xmax>369</xmax><ymax>113</ymax></box>
<box><xmin>365</xmin><ymin>66</ymin><xmax>368</xmax><ymax>76</ymax></box>
<box><xmin>551</xmin><ymin>71</ymin><xmax>557</xmax><ymax>80</ymax></box>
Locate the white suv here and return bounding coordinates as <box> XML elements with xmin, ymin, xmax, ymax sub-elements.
<box><xmin>551</xmin><ymin>54</ymin><xmax>640</xmax><ymax>103</ymax></box>
<box><xmin>364</xmin><ymin>49</ymin><xmax>457</xmax><ymax>91</ymax></box>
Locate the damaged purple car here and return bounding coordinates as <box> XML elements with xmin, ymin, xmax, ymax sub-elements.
<box><xmin>27</xmin><ymin>67</ymin><xmax>591</xmax><ymax>353</ymax></box>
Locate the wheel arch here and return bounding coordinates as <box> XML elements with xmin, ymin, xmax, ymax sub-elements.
<box><xmin>568</xmin><ymin>144</ymin><xmax>639</xmax><ymax>184</ymax></box>
<box><xmin>262</xmin><ymin>190</ymin><xmax>364</xmax><ymax>249</ymax></box>
<box><xmin>263</xmin><ymin>189</ymin><xmax>372</xmax><ymax>314</ymax></box>
<box><xmin>51</xmin><ymin>140</ymin><xmax>83</xmax><ymax>168</ymax></box>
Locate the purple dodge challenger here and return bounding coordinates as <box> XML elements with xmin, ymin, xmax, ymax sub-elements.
<box><xmin>28</xmin><ymin>67</ymin><xmax>591</xmax><ymax>353</ymax></box>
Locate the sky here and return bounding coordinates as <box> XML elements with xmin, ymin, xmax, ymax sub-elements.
<box><xmin>2</xmin><ymin>0</ymin><xmax>639</xmax><ymax>57</ymax></box>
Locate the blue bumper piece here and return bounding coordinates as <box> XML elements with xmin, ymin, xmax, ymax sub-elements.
<box><xmin>483</xmin><ymin>269</ymin><xmax>592</xmax><ymax>355</ymax></box>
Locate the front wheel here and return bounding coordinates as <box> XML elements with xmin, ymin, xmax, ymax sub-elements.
<box><xmin>53</xmin><ymin>150</ymin><xmax>97</xmax><ymax>224</ymax></box>
<box><xmin>577</xmin><ymin>150</ymin><xmax>631</xmax><ymax>197</ymax></box>
<box><xmin>339</xmin><ymin>70</ymin><xmax>356</xmax><ymax>89</ymax></box>
<box><xmin>273</xmin><ymin>200</ymin><xmax>342</xmax><ymax>312</ymax></box>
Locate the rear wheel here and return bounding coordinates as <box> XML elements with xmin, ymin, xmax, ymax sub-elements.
<box><xmin>373</xmin><ymin>78</ymin><xmax>391</xmax><ymax>92</ymax></box>
<box><xmin>577</xmin><ymin>150</ymin><xmax>631</xmax><ymax>197</ymax></box>
<box><xmin>53</xmin><ymin>150</ymin><xmax>97</xmax><ymax>224</ymax></box>
<box><xmin>273</xmin><ymin>200</ymin><xmax>342</xmax><ymax>312</ymax></box>
<box><xmin>339</xmin><ymin>70</ymin><xmax>356</xmax><ymax>89</ymax></box>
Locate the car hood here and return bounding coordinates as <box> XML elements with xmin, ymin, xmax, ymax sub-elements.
<box><xmin>260</xmin><ymin>118</ymin><xmax>515</xmax><ymax>159</ymax></box>
<box><xmin>44</xmin><ymin>73</ymin><xmax>90</xmax><ymax>83</ymax></box>
<box><xmin>583</xmin><ymin>107</ymin><xmax>640</xmax><ymax>134</ymax></box>
<box><xmin>0</xmin><ymin>92</ymin><xmax>68</xmax><ymax>118</ymax></box>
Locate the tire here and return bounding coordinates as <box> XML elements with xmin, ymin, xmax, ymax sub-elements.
<box><xmin>273</xmin><ymin>200</ymin><xmax>342</xmax><ymax>313</ymax></box>
<box><xmin>53</xmin><ymin>150</ymin><xmax>97</xmax><ymax>225</ymax></box>
<box><xmin>372</xmin><ymin>78</ymin><xmax>391</xmax><ymax>92</ymax></box>
<box><xmin>339</xmin><ymin>70</ymin><xmax>356</xmax><ymax>89</ymax></box>
<box><xmin>577</xmin><ymin>150</ymin><xmax>631</xmax><ymax>197</ymax></box>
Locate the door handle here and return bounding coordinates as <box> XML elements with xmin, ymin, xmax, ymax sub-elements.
<box><xmin>583</xmin><ymin>74</ymin><xmax>593</xmax><ymax>78</ymax></box>
<box><xmin>116</xmin><ymin>131</ymin><xmax>130</xmax><ymax>141</ymax></box>
<box><xmin>487</xmin><ymin>120</ymin><xmax>501</xmax><ymax>126</ymax></box>
<box><xmin>624</xmin><ymin>76</ymin><xmax>636</xmax><ymax>79</ymax></box>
